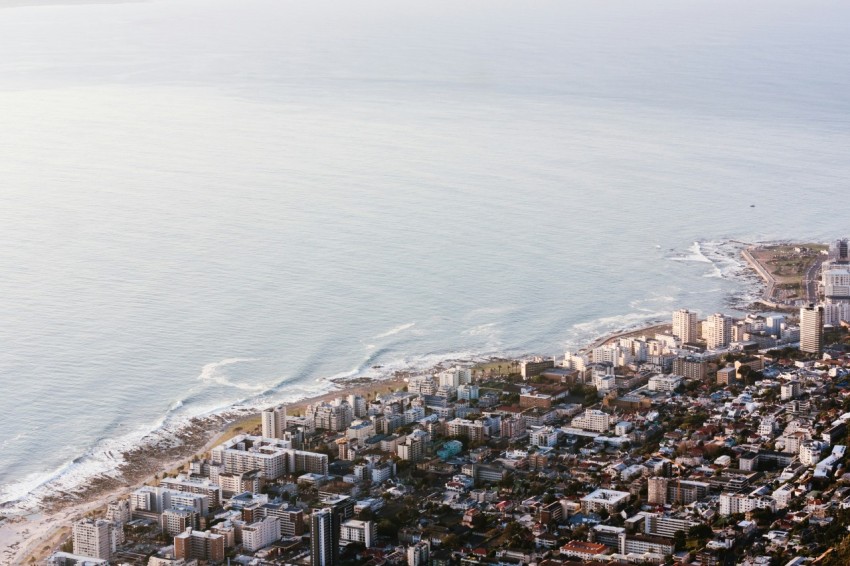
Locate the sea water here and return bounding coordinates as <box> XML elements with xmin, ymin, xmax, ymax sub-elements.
<box><xmin>1</xmin><ymin>0</ymin><xmax>849</xmax><ymax>512</ymax></box>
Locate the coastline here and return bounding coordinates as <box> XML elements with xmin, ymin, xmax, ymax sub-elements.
<box><xmin>0</xmin><ymin>321</ymin><xmax>664</xmax><ymax>564</ymax></box>
<box><xmin>0</xmin><ymin>375</ymin><xmax>410</xmax><ymax>565</ymax></box>
<box><xmin>584</xmin><ymin>322</ymin><xmax>672</xmax><ymax>351</ymax></box>
<box><xmin>0</xmin><ymin>238</ymin><xmax>781</xmax><ymax>563</ymax></box>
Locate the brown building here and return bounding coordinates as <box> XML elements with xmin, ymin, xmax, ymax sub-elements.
<box><xmin>521</xmin><ymin>359</ymin><xmax>556</xmax><ymax>378</ymax></box>
<box><xmin>716</xmin><ymin>366</ymin><xmax>737</xmax><ymax>386</ymax></box>
<box><xmin>539</xmin><ymin>501</ymin><xmax>564</xmax><ymax>525</ymax></box>
<box><xmin>672</xmin><ymin>357</ymin><xmax>708</xmax><ymax>380</ymax></box>
<box><xmin>174</xmin><ymin>528</ymin><xmax>225</xmax><ymax>562</ymax></box>
<box><xmin>519</xmin><ymin>393</ymin><xmax>553</xmax><ymax>409</ymax></box>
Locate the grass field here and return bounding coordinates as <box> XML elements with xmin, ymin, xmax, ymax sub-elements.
<box><xmin>750</xmin><ymin>243</ymin><xmax>827</xmax><ymax>300</ymax></box>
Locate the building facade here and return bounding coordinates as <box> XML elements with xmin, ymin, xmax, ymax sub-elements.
<box><xmin>673</xmin><ymin>309</ymin><xmax>698</xmax><ymax>344</ymax></box>
<box><xmin>705</xmin><ymin>313</ymin><xmax>732</xmax><ymax>350</ymax></box>
<box><xmin>340</xmin><ymin>519</ymin><xmax>376</xmax><ymax>548</ymax></box>
<box><xmin>800</xmin><ymin>304</ymin><xmax>824</xmax><ymax>354</ymax></box>
<box><xmin>261</xmin><ymin>405</ymin><xmax>287</xmax><ymax>439</ymax></box>
<box><xmin>72</xmin><ymin>519</ymin><xmax>115</xmax><ymax>560</ymax></box>
<box><xmin>310</xmin><ymin>508</ymin><xmax>340</xmax><ymax>566</ymax></box>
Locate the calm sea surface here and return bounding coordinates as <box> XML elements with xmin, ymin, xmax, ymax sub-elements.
<box><xmin>1</xmin><ymin>0</ymin><xmax>849</xmax><ymax>511</ymax></box>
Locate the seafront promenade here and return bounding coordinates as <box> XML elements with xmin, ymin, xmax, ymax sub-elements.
<box><xmin>741</xmin><ymin>246</ymin><xmax>780</xmax><ymax>307</ymax></box>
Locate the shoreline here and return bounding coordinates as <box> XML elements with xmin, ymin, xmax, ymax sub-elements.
<box><xmin>583</xmin><ymin>322</ymin><xmax>672</xmax><ymax>351</ymax></box>
<box><xmin>0</xmin><ymin>375</ymin><xmax>411</xmax><ymax>565</ymax></box>
<box><xmin>0</xmin><ymin>238</ymin><xmax>789</xmax><ymax>563</ymax></box>
<box><xmin>0</xmin><ymin>321</ymin><xmax>664</xmax><ymax>564</ymax></box>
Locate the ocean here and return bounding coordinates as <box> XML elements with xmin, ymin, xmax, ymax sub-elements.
<box><xmin>1</xmin><ymin>0</ymin><xmax>849</xmax><ymax>513</ymax></box>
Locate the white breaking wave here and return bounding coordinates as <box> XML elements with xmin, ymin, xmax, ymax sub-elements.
<box><xmin>564</xmin><ymin>310</ymin><xmax>671</xmax><ymax>351</ymax></box>
<box><xmin>669</xmin><ymin>241</ymin><xmax>745</xmax><ymax>281</ymax></box>
<box><xmin>463</xmin><ymin>322</ymin><xmax>497</xmax><ymax>336</ymax></box>
<box><xmin>373</xmin><ymin>322</ymin><xmax>416</xmax><ymax>339</ymax></box>
<box><xmin>704</xmin><ymin>265</ymin><xmax>724</xmax><ymax>278</ymax></box>
<box><xmin>197</xmin><ymin>358</ymin><xmax>267</xmax><ymax>392</ymax></box>
<box><xmin>0</xmin><ymin>409</ymin><xmax>198</xmax><ymax>513</ymax></box>
<box><xmin>668</xmin><ymin>241</ymin><xmax>712</xmax><ymax>263</ymax></box>
<box><xmin>629</xmin><ymin>296</ymin><xmax>676</xmax><ymax>313</ymax></box>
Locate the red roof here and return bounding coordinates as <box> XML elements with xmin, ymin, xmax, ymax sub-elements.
<box><xmin>561</xmin><ymin>541</ymin><xmax>608</xmax><ymax>555</ymax></box>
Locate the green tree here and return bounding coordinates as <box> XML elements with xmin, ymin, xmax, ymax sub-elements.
<box><xmin>377</xmin><ymin>519</ymin><xmax>396</xmax><ymax>538</ymax></box>
<box><xmin>583</xmin><ymin>386</ymin><xmax>598</xmax><ymax>406</ymax></box>
<box><xmin>442</xmin><ymin>533</ymin><xmax>461</xmax><ymax>548</ymax></box>
<box><xmin>688</xmin><ymin>523</ymin><xmax>713</xmax><ymax>543</ymax></box>
<box><xmin>673</xmin><ymin>530</ymin><xmax>686</xmax><ymax>551</ymax></box>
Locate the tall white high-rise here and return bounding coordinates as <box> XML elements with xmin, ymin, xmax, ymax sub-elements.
<box><xmin>705</xmin><ymin>313</ymin><xmax>732</xmax><ymax>350</ymax></box>
<box><xmin>73</xmin><ymin>518</ymin><xmax>115</xmax><ymax>560</ymax></box>
<box><xmin>672</xmin><ymin>309</ymin><xmax>698</xmax><ymax>344</ymax></box>
<box><xmin>822</xmin><ymin>264</ymin><xmax>850</xmax><ymax>303</ymax></box>
<box><xmin>261</xmin><ymin>405</ymin><xmax>287</xmax><ymax>439</ymax></box>
<box><xmin>800</xmin><ymin>304</ymin><xmax>824</xmax><ymax>354</ymax></box>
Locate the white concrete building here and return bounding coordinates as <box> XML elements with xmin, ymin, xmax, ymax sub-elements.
<box><xmin>347</xmin><ymin>420</ymin><xmax>376</xmax><ymax>442</ymax></box>
<box><xmin>242</xmin><ymin>516</ymin><xmax>281</xmax><ymax>552</ymax></box>
<box><xmin>641</xmin><ymin>513</ymin><xmax>699</xmax><ymax>538</ymax></box>
<box><xmin>403</xmin><ymin>406</ymin><xmax>425</xmax><ymax>424</ymax></box>
<box><xmin>580</xmin><ymin>489</ymin><xmax>630</xmax><ymax>514</ymax></box>
<box><xmin>648</xmin><ymin>375</ymin><xmax>682</xmax><ymax>392</ymax></box>
<box><xmin>407</xmin><ymin>541</ymin><xmax>430</xmax><ymax>566</ymax></box>
<box><xmin>718</xmin><ymin>493</ymin><xmax>777</xmax><ymax>516</ymax></box>
<box><xmin>781</xmin><ymin>381</ymin><xmax>801</xmax><ymax>401</ymax></box>
<box><xmin>705</xmin><ymin>313</ymin><xmax>732</xmax><ymax>350</ymax></box>
<box><xmin>800</xmin><ymin>304</ymin><xmax>824</xmax><ymax>355</ymax></box>
<box><xmin>211</xmin><ymin>435</ymin><xmax>328</xmax><ymax>479</ymax></box>
<box><xmin>340</xmin><ymin>519</ymin><xmax>376</xmax><ymax>548</ymax></box>
<box><xmin>47</xmin><ymin>552</ymin><xmax>108</xmax><ymax>566</ymax></box>
<box><xmin>529</xmin><ymin>426</ymin><xmax>559</xmax><ymax>448</ymax></box>
<box><xmin>129</xmin><ymin>486</ymin><xmax>208</xmax><ymax>516</ymax></box>
<box><xmin>563</xmin><ymin>352</ymin><xmax>589</xmax><ymax>372</ymax></box>
<box><xmin>800</xmin><ymin>440</ymin><xmax>826</xmax><ymax>466</ymax></box>
<box><xmin>261</xmin><ymin>405</ymin><xmax>287</xmax><ymax>439</ymax></box>
<box><xmin>823</xmin><ymin>264</ymin><xmax>850</xmax><ymax>302</ymax></box>
<box><xmin>72</xmin><ymin>519</ymin><xmax>116</xmax><ymax>561</ymax></box>
<box><xmin>757</xmin><ymin>417</ymin><xmax>778</xmax><ymax>437</ymax></box>
<box><xmin>408</xmin><ymin>376</ymin><xmax>436</xmax><ymax>395</ymax></box>
<box><xmin>771</xmin><ymin>484</ymin><xmax>795</xmax><ymax>509</ymax></box>
<box><xmin>823</xmin><ymin>301</ymin><xmax>850</xmax><ymax>326</ymax></box>
<box><xmin>614</xmin><ymin>421</ymin><xmax>633</xmax><ymax>436</ymax></box>
<box><xmin>778</xmin><ymin>432</ymin><xmax>808</xmax><ymax>454</ymax></box>
<box><xmin>592</xmin><ymin>344</ymin><xmax>632</xmax><ymax>367</ymax></box>
<box><xmin>371</xmin><ymin>463</ymin><xmax>394</xmax><ymax>484</ymax></box>
<box><xmin>571</xmin><ymin>409</ymin><xmax>611</xmax><ymax>433</ymax></box>
<box><xmin>673</xmin><ymin>309</ymin><xmax>698</xmax><ymax>344</ymax></box>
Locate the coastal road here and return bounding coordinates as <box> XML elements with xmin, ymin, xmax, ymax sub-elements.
<box><xmin>803</xmin><ymin>258</ymin><xmax>822</xmax><ymax>304</ymax></box>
